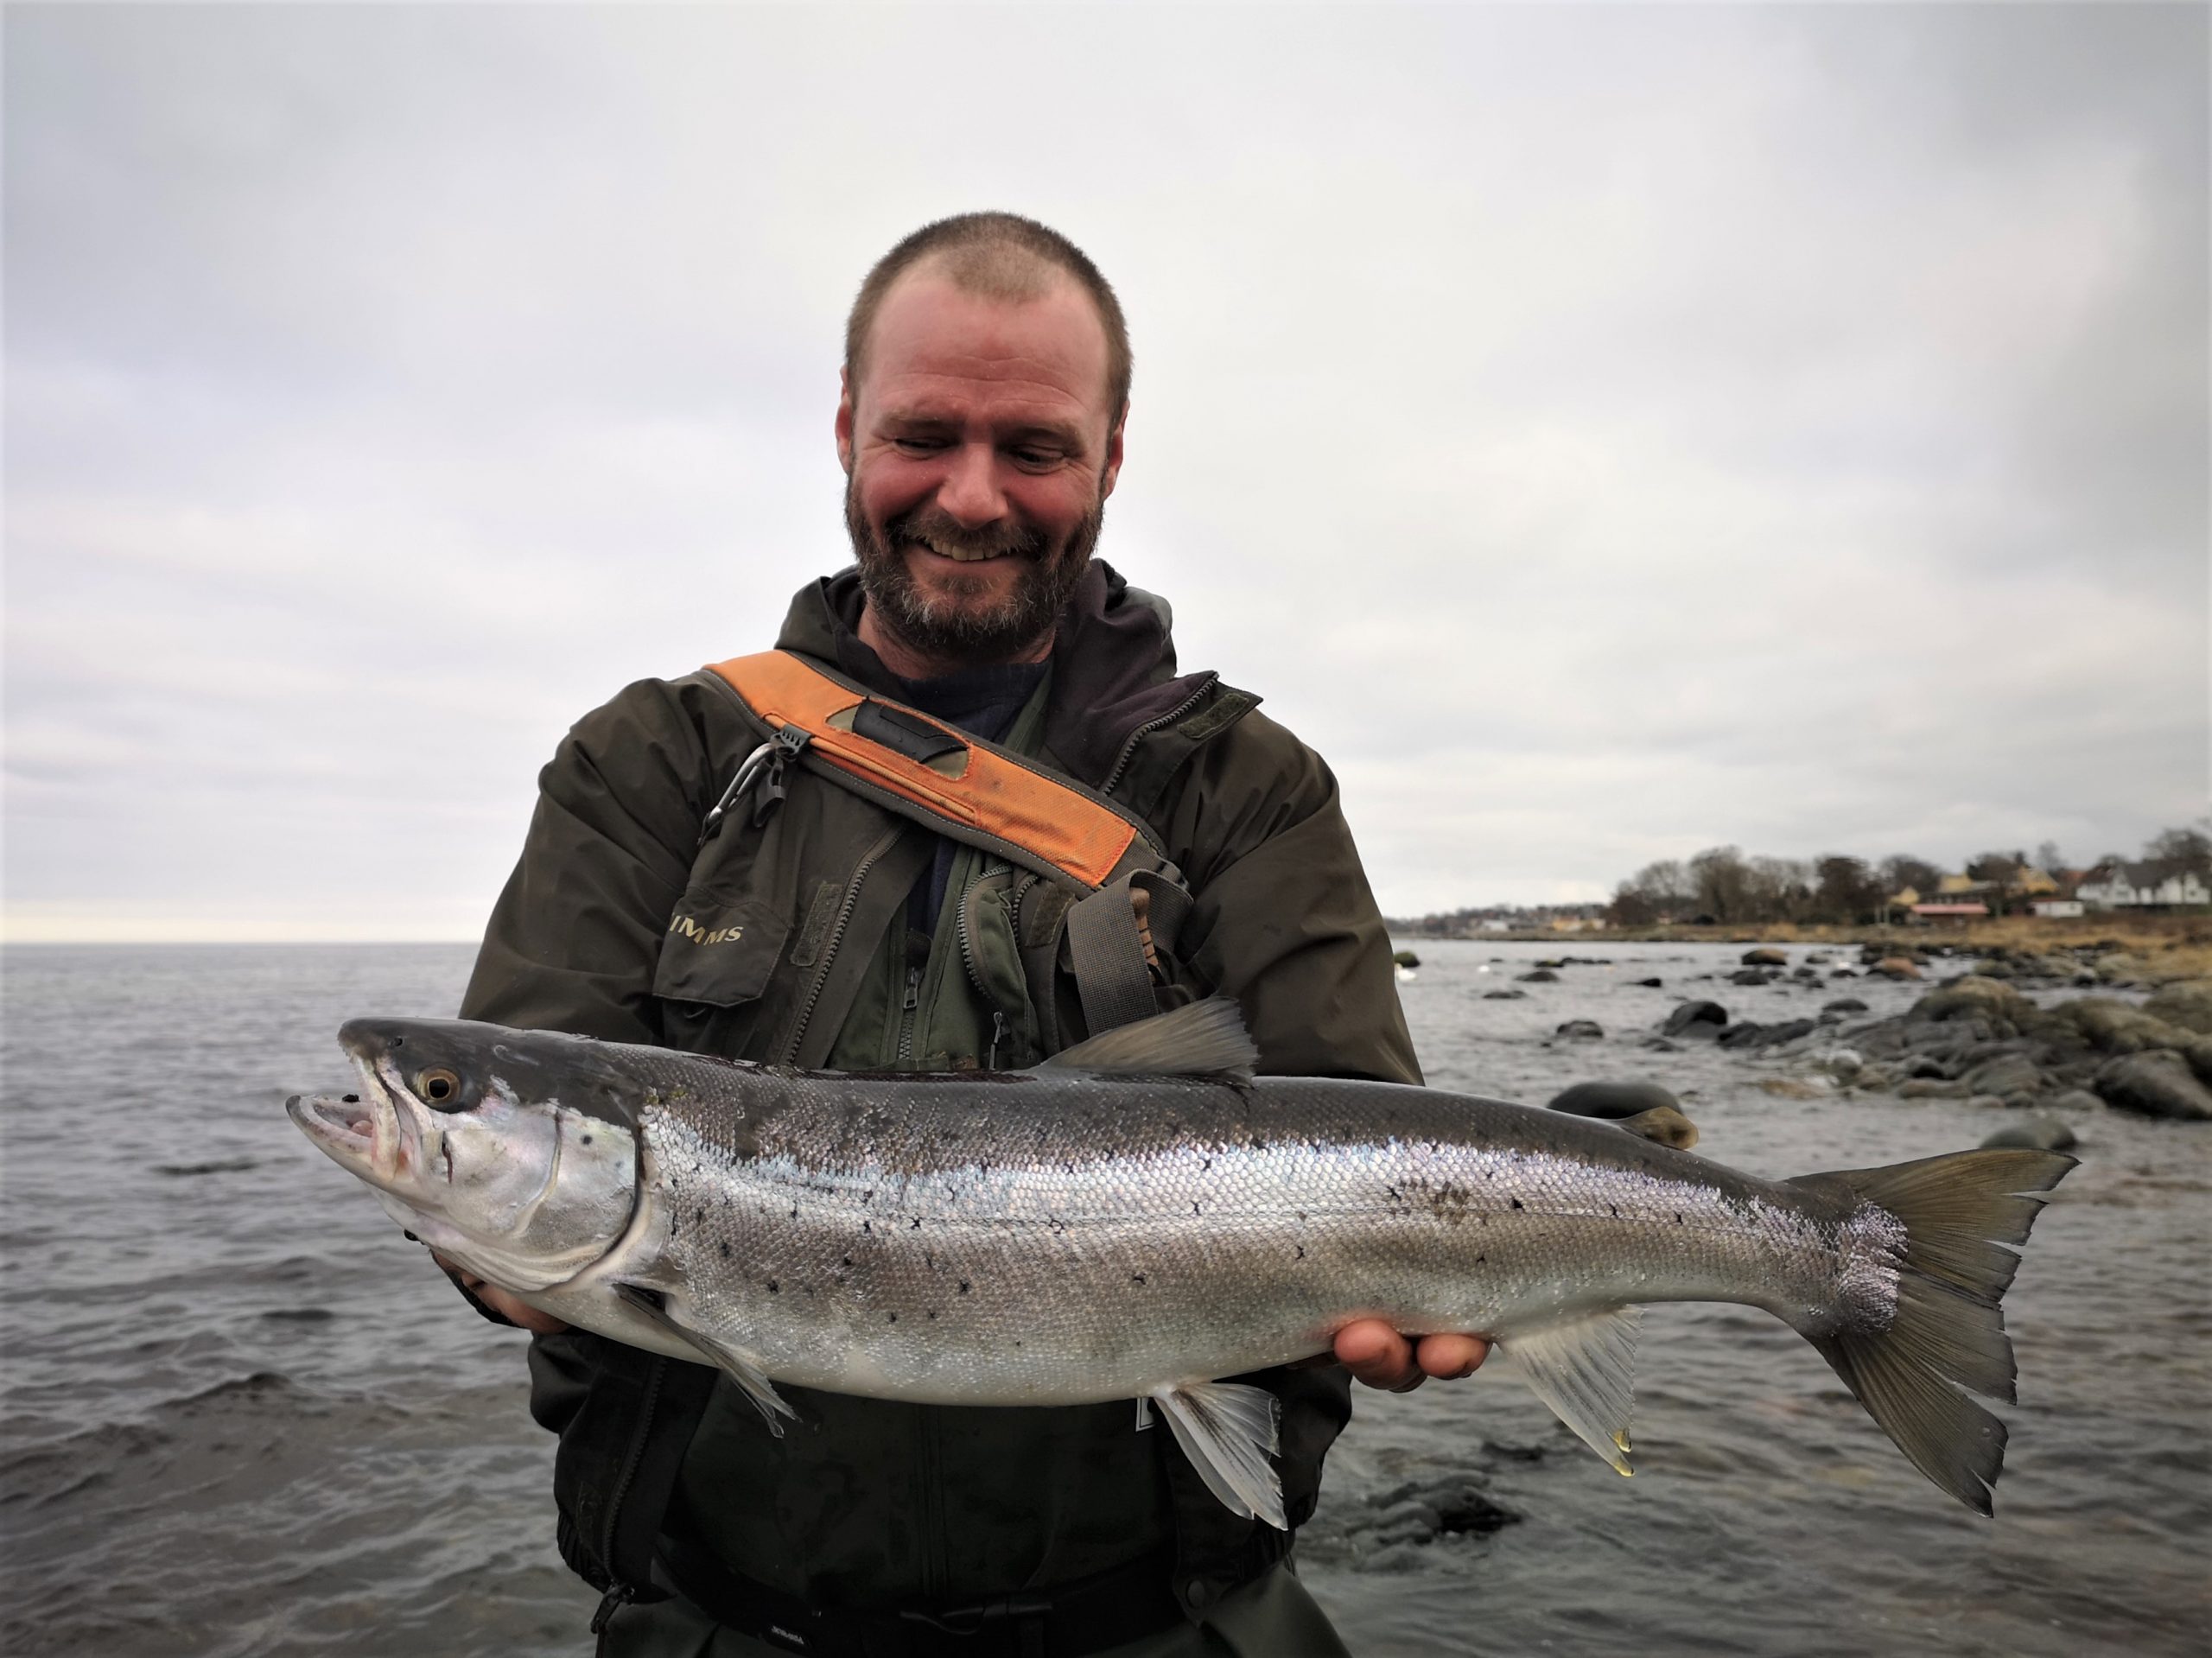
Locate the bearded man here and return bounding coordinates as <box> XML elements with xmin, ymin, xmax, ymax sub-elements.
<box><xmin>452</xmin><ymin>213</ymin><xmax>1486</xmax><ymax>1658</ymax></box>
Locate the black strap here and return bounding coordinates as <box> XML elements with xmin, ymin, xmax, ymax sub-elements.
<box><xmin>658</xmin><ymin>1537</ymin><xmax>1182</xmax><ymax>1658</ymax></box>
<box><xmin>1065</xmin><ymin>881</ymin><xmax>1157</xmax><ymax>1036</ymax></box>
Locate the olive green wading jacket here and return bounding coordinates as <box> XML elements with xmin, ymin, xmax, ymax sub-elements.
<box><xmin>460</xmin><ymin>562</ymin><xmax>1421</xmax><ymax>1621</ymax></box>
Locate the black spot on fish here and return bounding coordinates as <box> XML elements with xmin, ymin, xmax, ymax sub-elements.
<box><xmin>789</xmin><ymin>1207</ymin><xmax>798</xmax><ymax>1221</ymax></box>
<box><xmin>1294</xmin><ymin>1246</ymin><xmax>1306</xmax><ymax>1260</ymax></box>
<box><xmin>1510</xmin><ymin>1197</ymin><xmax>1524</xmax><ymax>1210</ymax></box>
<box><xmin>1675</xmin><ymin>1213</ymin><xmax>1684</xmax><ymax>1224</ymax></box>
<box><xmin>911</xmin><ymin>1217</ymin><xmax>922</xmax><ymax>1229</ymax></box>
<box><xmin>581</xmin><ymin>1134</ymin><xmax>593</xmax><ymax>1146</ymax></box>
<box><xmin>1131</xmin><ymin>1273</ymin><xmax>1146</xmax><ymax>1285</ymax></box>
<box><xmin>767</xmin><ymin>1280</ymin><xmax>779</xmax><ymax>1293</ymax></box>
<box><xmin>1192</xmin><ymin>1202</ymin><xmax>1202</xmax><ymax>1216</ymax></box>
<box><xmin>1476</xmin><ymin>1254</ymin><xmax>1486</xmax><ymax>1264</ymax></box>
<box><xmin>958</xmin><ymin>1280</ymin><xmax>971</xmax><ymax>1294</ymax></box>
<box><xmin>841</xmin><ymin>1255</ymin><xmax>852</xmax><ymax>1267</ymax></box>
<box><xmin>342</xmin><ymin>1094</ymin><xmax>359</xmax><ymax>1104</ymax></box>
<box><xmin>1609</xmin><ymin>1204</ymin><xmax>1618</xmax><ymax>1217</ymax></box>
<box><xmin>887</xmin><ymin>1312</ymin><xmax>897</xmax><ymax>1324</ymax></box>
<box><xmin>862</xmin><ymin>1220</ymin><xmax>871</xmax><ymax>1235</ymax></box>
<box><xmin>927</xmin><ymin>1310</ymin><xmax>938</xmax><ymax>1319</ymax></box>
<box><xmin>719</xmin><ymin>1242</ymin><xmax>730</xmax><ymax>1258</ymax></box>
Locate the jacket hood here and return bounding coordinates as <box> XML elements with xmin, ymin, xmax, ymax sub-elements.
<box><xmin>773</xmin><ymin>562</ymin><xmax>1228</xmax><ymax>790</ymax></box>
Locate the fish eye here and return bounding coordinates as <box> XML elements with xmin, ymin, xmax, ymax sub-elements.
<box><xmin>416</xmin><ymin>1067</ymin><xmax>465</xmax><ymax>1109</ymax></box>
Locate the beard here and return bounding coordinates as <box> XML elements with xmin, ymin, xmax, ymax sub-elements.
<box><xmin>846</xmin><ymin>477</ymin><xmax>1102</xmax><ymax>669</ymax></box>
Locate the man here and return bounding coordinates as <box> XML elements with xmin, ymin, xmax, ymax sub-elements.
<box><xmin>451</xmin><ymin>213</ymin><xmax>1486</xmax><ymax>1656</ymax></box>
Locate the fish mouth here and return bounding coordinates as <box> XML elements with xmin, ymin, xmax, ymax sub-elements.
<box><xmin>287</xmin><ymin>1058</ymin><xmax>422</xmax><ymax>1189</ymax></box>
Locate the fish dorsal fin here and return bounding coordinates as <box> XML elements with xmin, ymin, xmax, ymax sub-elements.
<box><xmin>1040</xmin><ymin>997</ymin><xmax>1257</xmax><ymax>1079</ymax></box>
<box><xmin>1500</xmin><ymin>1305</ymin><xmax>1642</xmax><ymax>1476</ymax></box>
<box><xmin>1152</xmin><ymin>1379</ymin><xmax>1285</xmax><ymax>1528</ymax></box>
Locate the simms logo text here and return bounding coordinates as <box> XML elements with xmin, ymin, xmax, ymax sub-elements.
<box><xmin>669</xmin><ymin>915</ymin><xmax>745</xmax><ymax>945</ymax></box>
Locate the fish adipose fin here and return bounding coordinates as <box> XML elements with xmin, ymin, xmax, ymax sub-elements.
<box><xmin>1152</xmin><ymin>1380</ymin><xmax>1285</xmax><ymax>1528</ymax></box>
<box><xmin>613</xmin><ymin>1284</ymin><xmax>797</xmax><ymax>1436</ymax></box>
<box><xmin>1042</xmin><ymin>997</ymin><xmax>1259</xmax><ymax>1081</ymax></box>
<box><xmin>1789</xmin><ymin>1147</ymin><xmax>2074</xmax><ymax>1516</ymax></box>
<box><xmin>1499</xmin><ymin>1306</ymin><xmax>1641</xmax><ymax>1476</ymax></box>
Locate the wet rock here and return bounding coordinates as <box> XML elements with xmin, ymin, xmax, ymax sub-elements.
<box><xmin>1548</xmin><ymin>1080</ymin><xmax>1680</xmax><ymax>1118</ymax></box>
<box><xmin>1742</xmin><ymin>948</ymin><xmax>1789</xmax><ymax>967</ymax></box>
<box><xmin>1630</xmin><ymin>977</ymin><xmax>1662</xmax><ymax>988</ymax></box>
<box><xmin>1301</xmin><ymin>1473</ymin><xmax>1520</xmax><ymax>1566</ymax></box>
<box><xmin>1719</xmin><ymin>1018</ymin><xmax>1816</xmax><ymax>1051</ymax></box>
<box><xmin>2143</xmin><ymin>980</ymin><xmax>2212</xmax><ymax>1036</ymax></box>
<box><xmin>1727</xmin><ymin>969</ymin><xmax>1778</xmax><ymax>986</ymax></box>
<box><xmin>1756</xmin><ymin>1077</ymin><xmax>1830</xmax><ymax>1100</ymax></box>
<box><xmin>1815</xmin><ymin>1047</ymin><xmax>1864</xmax><ymax>1080</ymax></box>
<box><xmin>2094</xmin><ymin>1051</ymin><xmax>2212</xmax><ymax>1121</ymax></box>
<box><xmin>1554</xmin><ymin>1020</ymin><xmax>1605</xmax><ymax>1040</ymax></box>
<box><xmin>1482</xmin><ymin>989</ymin><xmax>1527</xmax><ymax>1001</ymax></box>
<box><xmin>1869</xmin><ymin>957</ymin><xmax>1923</xmax><ymax>981</ymax></box>
<box><xmin>1897</xmin><ymin>1077</ymin><xmax>1969</xmax><ymax>1099</ymax></box>
<box><xmin>1516</xmin><ymin>969</ymin><xmax>1560</xmax><ymax>983</ymax></box>
<box><xmin>2044</xmin><ymin>1087</ymin><xmax>2104</xmax><ymax>1116</ymax></box>
<box><xmin>1828</xmin><ymin>968</ymin><xmax>1859</xmax><ymax>978</ymax></box>
<box><xmin>1640</xmin><ymin>1036</ymin><xmax>1683</xmax><ymax>1053</ymax></box>
<box><xmin>1917</xmin><ymin>976</ymin><xmax>2036</xmax><ymax>1027</ymax></box>
<box><xmin>1822</xmin><ymin>997</ymin><xmax>1870</xmax><ymax>1015</ymax></box>
<box><xmin>1662</xmin><ymin>1001</ymin><xmax>1729</xmax><ymax>1037</ymax></box>
<box><xmin>1964</xmin><ymin>1094</ymin><xmax>2010</xmax><ymax>1111</ymax></box>
<box><xmin>1961</xmin><ymin>1053</ymin><xmax>2046</xmax><ymax>1102</ymax></box>
<box><xmin>1980</xmin><ymin>1114</ymin><xmax>2078</xmax><ymax>1152</ymax></box>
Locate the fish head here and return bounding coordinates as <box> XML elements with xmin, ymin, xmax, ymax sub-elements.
<box><xmin>287</xmin><ymin>1018</ymin><xmax>644</xmax><ymax>1293</ymax></box>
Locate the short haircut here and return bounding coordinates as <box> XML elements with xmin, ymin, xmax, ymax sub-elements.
<box><xmin>845</xmin><ymin>213</ymin><xmax>1132</xmax><ymax>422</ymax></box>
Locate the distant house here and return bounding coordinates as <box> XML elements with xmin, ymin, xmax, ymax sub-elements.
<box><xmin>2076</xmin><ymin>861</ymin><xmax>2212</xmax><ymax>910</ymax></box>
<box><xmin>2031</xmin><ymin>899</ymin><xmax>2085</xmax><ymax>918</ymax></box>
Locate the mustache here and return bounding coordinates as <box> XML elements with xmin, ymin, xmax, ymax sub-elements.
<box><xmin>887</xmin><ymin>505</ymin><xmax>1048</xmax><ymax>563</ymax></box>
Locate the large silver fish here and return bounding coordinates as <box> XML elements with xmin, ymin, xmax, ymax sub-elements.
<box><xmin>287</xmin><ymin>1000</ymin><xmax>2071</xmax><ymax>1525</ymax></box>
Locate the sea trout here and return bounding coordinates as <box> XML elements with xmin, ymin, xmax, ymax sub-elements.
<box><xmin>287</xmin><ymin>999</ymin><xmax>2071</xmax><ymax>1524</ymax></box>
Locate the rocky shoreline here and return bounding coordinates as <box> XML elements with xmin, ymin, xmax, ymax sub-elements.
<box><xmin>1633</xmin><ymin>943</ymin><xmax>2212</xmax><ymax>1136</ymax></box>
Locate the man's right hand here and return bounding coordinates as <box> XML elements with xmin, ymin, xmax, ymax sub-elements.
<box><xmin>431</xmin><ymin>1249</ymin><xmax>570</xmax><ymax>1335</ymax></box>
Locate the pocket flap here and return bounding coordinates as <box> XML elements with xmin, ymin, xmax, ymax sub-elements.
<box><xmin>652</xmin><ymin>898</ymin><xmax>791</xmax><ymax>1007</ymax></box>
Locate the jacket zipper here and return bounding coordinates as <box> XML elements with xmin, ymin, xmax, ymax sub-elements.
<box><xmin>895</xmin><ymin>964</ymin><xmax>922</xmax><ymax>1064</ymax></box>
<box><xmin>1100</xmin><ymin>674</ymin><xmax>1219</xmax><ymax>797</ymax></box>
<box><xmin>779</xmin><ymin>823</ymin><xmax>906</xmax><ymax>1064</ymax></box>
<box><xmin>589</xmin><ymin>1354</ymin><xmax>669</xmax><ymax>1634</ymax></box>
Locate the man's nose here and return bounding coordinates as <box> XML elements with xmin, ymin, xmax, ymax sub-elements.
<box><xmin>935</xmin><ymin>442</ymin><xmax>1008</xmax><ymax>527</ymax></box>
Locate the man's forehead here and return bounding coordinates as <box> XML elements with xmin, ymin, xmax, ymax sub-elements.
<box><xmin>861</xmin><ymin>264</ymin><xmax>1111</xmax><ymax>410</ymax></box>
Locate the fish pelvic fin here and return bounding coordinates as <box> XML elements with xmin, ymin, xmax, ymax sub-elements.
<box><xmin>1789</xmin><ymin>1147</ymin><xmax>2075</xmax><ymax>1517</ymax></box>
<box><xmin>613</xmin><ymin>1283</ymin><xmax>796</xmax><ymax>1436</ymax></box>
<box><xmin>1040</xmin><ymin>997</ymin><xmax>1258</xmax><ymax>1081</ymax></box>
<box><xmin>1498</xmin><ymin>1306</ymin><xmax>1640</xmax><ymax>1476</ymax></box>
<box><xmin>1153</xmin><ymin>1380</ymin><xmax>1285</xmax><ymax>1529</ymax></box>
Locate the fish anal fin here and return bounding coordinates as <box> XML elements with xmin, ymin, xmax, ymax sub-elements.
<box><xmin>1152</xmin><ymin>1380</ymin><xmax>1284</xmax><ymax>1528</ymax></box>
<box><xmin>1499</xmin><ymin>1306</ymin><xmax>1641</xmax><ymax>1476</ymax></box>
<box><xmin>1041</xmin><ymin>997</ymin><xmax>1258</xmax><ymax>1080</ymax></box>
<box><xmin>613</xmin><ymin>1283</ymin><xmax>795</xmax><ymax>1435</ymax></box>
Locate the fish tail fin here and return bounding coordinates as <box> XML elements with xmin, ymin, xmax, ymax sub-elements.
<box><xmin>1787</xmin><ymin>1148</ymin><xmax>2075</xmax><ymax>1516</ymax></box>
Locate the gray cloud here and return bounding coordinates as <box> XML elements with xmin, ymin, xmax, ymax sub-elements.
<box><xmin>5</xmin><ymin>4</ymin><xmax>2203</xmax><ymax>937</ymax></box>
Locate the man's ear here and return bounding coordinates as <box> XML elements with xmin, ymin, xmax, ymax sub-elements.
<box><xmin>835</xmin><ymin>367</ymin><xmax>855</xmax><ymax>475</ymax></box>
<box><xmin>1100</xmin><ymin>403</ymin><xmax>1128</xmax><ymax>500</ymax></box>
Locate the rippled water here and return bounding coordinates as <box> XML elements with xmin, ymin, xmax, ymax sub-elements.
<box><xmin>2</xmin><ymin>942</ymin><xmax>2204</xmax><ymax>1656</ymax></box>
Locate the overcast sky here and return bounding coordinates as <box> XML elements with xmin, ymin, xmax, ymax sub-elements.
<box><xmin>5</xmin><ymin>3</ymin><xmax>2206</xmax><ymax>942</ymax></box>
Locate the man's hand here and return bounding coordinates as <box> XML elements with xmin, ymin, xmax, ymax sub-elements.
<box><xmin>1333</xmin><ymin>1320</ymin><xmax>1489</xmax><ymax>1393</ymax></box>
<box><xmin>430</xmin><ymin>1250</ymin><xmax>570</xmax><ymax>1335</ymax></box>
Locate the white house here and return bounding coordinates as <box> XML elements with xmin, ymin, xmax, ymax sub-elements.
<box><xmin>2075</xmin><ymin>861</ymin><xmax>2211</xmax><ymax>910</ymax></box>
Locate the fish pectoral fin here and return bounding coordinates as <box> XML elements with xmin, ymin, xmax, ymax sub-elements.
<box><xmin>611</xmin><ymin>1284</ymin><xmax>796</xmax><ymax>1436</ymax></box>
<box><xmin>1039</xmin><ymin>998</ymin><xmax>1258</xmax><ymax>1081</ymax></box>
<box><xmin>1152</xmin><ymin>1380</ymin><xmax>1285</xmax><ymax>1530</ymax></box>
<box><xmin>1498</xmin><ymin>1306</ymin><xmax>1642</xmax><ymax>1476</ymax></box>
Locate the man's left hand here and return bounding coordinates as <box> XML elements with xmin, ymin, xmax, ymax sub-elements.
<box><xmin>1333</xmin><ymin>1321</ymin><xmax>1489</xmax><ymax>1392</ymax></box>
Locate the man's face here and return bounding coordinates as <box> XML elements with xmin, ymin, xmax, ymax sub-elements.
<box><xmin>837</xmin><ymin>265</ymin><xmax>1124</xmax><ymax>668</ymax></box>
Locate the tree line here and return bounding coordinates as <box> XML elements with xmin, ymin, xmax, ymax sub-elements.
<box><xmin>1605</xmin><ymin>824</ymin><xmax>2211</xmax><ymax>927</ymax></box>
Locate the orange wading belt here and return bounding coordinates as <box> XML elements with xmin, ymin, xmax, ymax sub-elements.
<box><xmin>701</xmin><ymin>650</ymin><xmax>1189</xmax><ymax>1036</ymax></box>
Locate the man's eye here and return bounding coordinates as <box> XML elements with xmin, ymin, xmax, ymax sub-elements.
<box><xmin>1010</xmin><ymin>448</ymin><xmax>1061</xmax><ymax>467</ymax></box>
<box><xmin>892</xmin><ymin>436</ymin><xmax>947</xmax><ymax>454</ymax></box>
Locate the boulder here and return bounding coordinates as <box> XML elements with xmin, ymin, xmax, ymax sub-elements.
<box><xmin>2143</xmin><ymin>980</ymin><xmax>2212</xmax><ymax>1036</ymax></box>
<box><xmin>1727</xmin><ymin>969</ymin><xmax>1777</xmax><ymax>987</ymax></box>
<box><xmin>1756</xmin><ymin>1077</ymin><xmax>1830</xmax><ymax>1100</ymax></box>
<box><xmin>2093</xmin><ymin>1051</ymin><xmax>2212</xmax><ymax>1121</ymax></box>
<box><xmin>1516</xmin><ymin>969</ymin><xmax>1560</xmax><ymax>983</ymax></box>
<box><xmin>1980</xmin><ymin>1114</ymin><xmax>2079</xmax><ymax>1153</ymax></box>
<box><xmin>1897</xmin><ymin>1077</ymin><xmax>1969</xmax><ymax>1100</ymax></box>
<box><xmin>1869</xmin><ymin>957</ymin><xmax>1923</xmax><ymax>981</ymax></box>
<box><xmin>1823</xmin><ymin>998</ymin><xmax>1870</xmax><ymax>1015</ymax></box>
<box><xmin>1482</xmin><ymin>989</ymin><xmax>1527</xmax><ymax>1001</ymax></box>
<box><xmin>1916</xmin><ymin>976</ymin><xmax>2036</xmax><ymax>1027</ymax></box>
<box><xmin>1963</xmin><ymin>1095</ymin><xmax>2011</xmax><ymax>1111</ymax></box>
<box><xmin>1742</xmin><ymin>948</ymin><xmax>1789</xmax><ymax>967</ymax></box>
<box><xmin>1662</xmin><ymin>1001</ymin><xmax>1729</xmax><ymax>1037</ymax></box>
<box><xmin>2044</xmin><ymin>1088</ymin><xmax>2104</xmax><ymax>1116</ymax></box>
<box><xmin>2051</xmin><ymin>1000</ymin><xmax>2212</xmax><ymax>1081</ymax></box>
<box><xmin>1961</xmin><ymin>1052</ymin><xmax>2047</xmax><ymax>1102</ymax></box>
<box><xmin>1554</xmin><ymin>1020</ymin><xmax>1605</xmax><ymax>1041</ymax></box>
<box><xmin>1719</xmin><ymin>1018</ymin><xmax>1816</xmax><ymax>1051</ymax></box>
<box><xmin>1630</xmin><ymin>977</ymin><xmax>1662</xmax><ymax>988</ymax></box>
<box><xmin>1547</xmin><ymin>1080</ymin><xmax>1681</xmax><ymax>1119</ymax></box>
